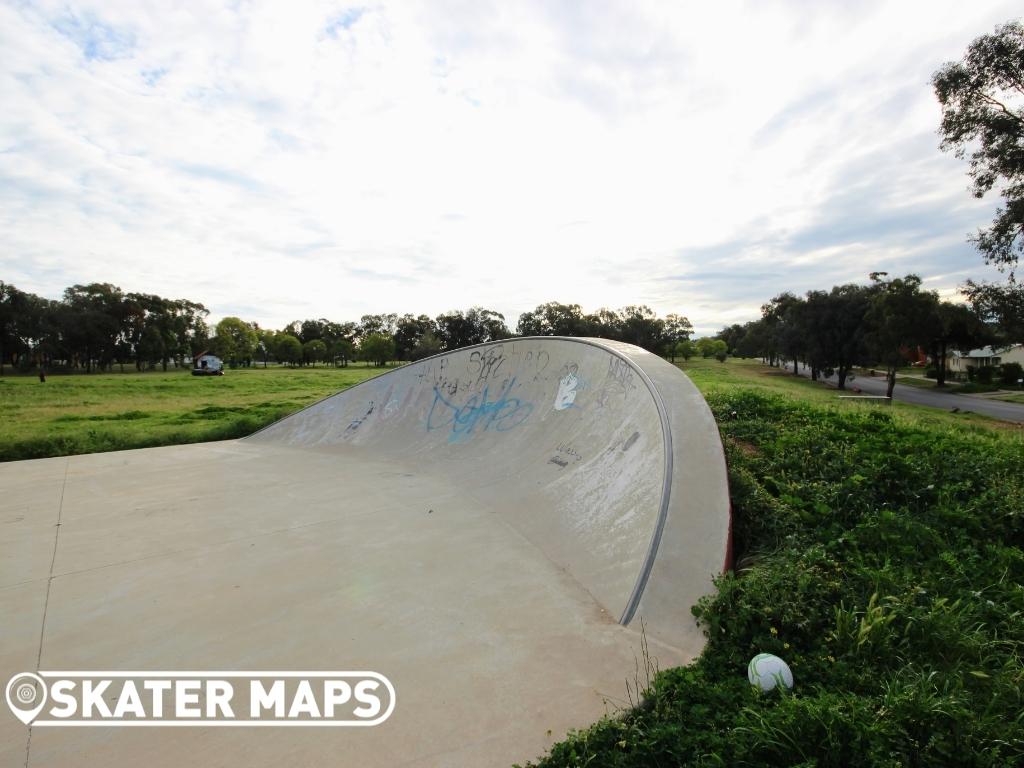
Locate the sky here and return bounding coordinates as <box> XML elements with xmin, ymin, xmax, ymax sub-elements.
<box><xmin>0</xmin><ymin>0</ymin><xmax>1018</xmax><ymax>335</ymax></box>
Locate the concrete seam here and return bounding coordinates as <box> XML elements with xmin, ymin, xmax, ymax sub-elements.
<box><xmin>26</xmin><ymin>456</ymin><xmax>69</xmax><ymax>767</ymax></box>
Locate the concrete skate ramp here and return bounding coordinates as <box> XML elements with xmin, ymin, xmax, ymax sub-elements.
<box><xmin>0</xmin><ymin>337</ymin><xmax>730</xmax><ymax>768</ymax></box>
<box><xmin>250</xmin><ymin>337</ymin><xmax>730</xmax><ymax>644</ymax></box>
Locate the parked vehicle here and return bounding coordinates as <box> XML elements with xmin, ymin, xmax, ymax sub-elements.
<box><xmin>192</xmin><ymin>352</ymin><xmax>225</xmax><ymax>376</ymax></box>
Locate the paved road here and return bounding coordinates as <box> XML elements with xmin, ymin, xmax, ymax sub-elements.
<box><xmin>780</xmin><ymin>362</ymin><xmax>1024</xmax><ymax>424</ymax></box>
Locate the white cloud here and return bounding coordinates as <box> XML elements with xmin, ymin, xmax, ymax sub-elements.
<box><xmin>0</xmin><ymin>0</ymin><xmax>1017</xmax><ymax>333</ymax></box>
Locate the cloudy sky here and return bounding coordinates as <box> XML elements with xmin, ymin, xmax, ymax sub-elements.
<box><xmin>0</xmin><ymin>1</ymin><xmax>1017</xmax><ymax>334</ymax></box>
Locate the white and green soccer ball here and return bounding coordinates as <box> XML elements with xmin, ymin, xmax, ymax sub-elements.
<box><xmin>747</xmin><ymin>653</ymin><xmax>794</xmax><ymax>692</ymax></box>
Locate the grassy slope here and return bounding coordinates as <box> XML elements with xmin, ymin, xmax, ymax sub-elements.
<box><xmin>991</xmin><ymin>392</ymin><xmax>1024</xmax><ymax>404</ymax></box>
<box><xmin>0</xmin><ymin>365</ymin><xmax>383</xmax><ymax>461</ymax></box>
<box><xmin>528</xmin><ymin>359</ymin><xmax>1024</xmax><ymax>767</ymax></box>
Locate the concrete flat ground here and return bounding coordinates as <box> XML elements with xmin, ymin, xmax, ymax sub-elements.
<box><xmin>2</xmin><ymin>338</ymin><xmax>730</xmax><ymax>767</ymax></box>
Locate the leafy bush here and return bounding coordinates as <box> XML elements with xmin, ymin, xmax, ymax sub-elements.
<box><xmin>975</xmin><ymin>366</ymin><xmax>995</xmax><ymax>385</ymax></box>
<box><xmin>1000</xmin><ymin>361</ymin><xmax>1023</xmax><ymax>387</ymax></box>
<box><xmin>529</xmin><ymin>391</ymin><xmax>1024</xmax><ymax>768</ymax></box>
<box><xmin>925</xmin><ymin>367</ymin><xmax>939</xmax><ymax>379</ymax></box>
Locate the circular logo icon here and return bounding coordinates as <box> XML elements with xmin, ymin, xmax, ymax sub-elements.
<box><xmin>6</xmin><ymin>672</ymin><xmax>48</xmax><ymax>725</ymax></box>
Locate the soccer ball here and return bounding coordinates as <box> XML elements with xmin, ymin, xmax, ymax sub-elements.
<box><xmin>747</xmin><ymin>653</ymin><xmax>794</xmax><ymax>692</ymax></box>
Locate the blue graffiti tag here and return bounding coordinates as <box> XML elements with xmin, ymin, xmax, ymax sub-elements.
<box><xmin>426</xmin><ymin>377</ymin><xmax>533</xmax><ymax>441</ymax></box>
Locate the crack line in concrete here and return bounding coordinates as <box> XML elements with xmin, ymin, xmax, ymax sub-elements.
<box><xmin>25</xmin><ymin>456</ymin><xmax>70</xmax><ymax>768</ymax></box>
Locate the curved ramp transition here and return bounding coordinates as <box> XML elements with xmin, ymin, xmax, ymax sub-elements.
<box><xmin>251</xmin><ymin>337</ymin><xmax>730</xmax><ymax>647</ymax></box>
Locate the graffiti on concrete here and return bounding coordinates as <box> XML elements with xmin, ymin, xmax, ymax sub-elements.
<box><xmin>376</xmin><ymin>383</ymin><xmax>413</xmax><ymax>422</ymax></box>
<box><xmin>426</xmin><ymin>377</ymin><xmax>533</xmax><ymax>441</ymax></box>
<box><xmin>596</xmin><ymin>357</ymin><xmax>637</xmax><ymax>407</ymax></box>
<box><xmin>416</xmin><ymin>356</ymin><xmax>461</xmax><ymax>397</ymax></box>
<box><xmin>520</xmin><ymin>348</ymin><xmax>550</xmax><ymax>381</ymax></box>
<box><xmin>468</xmin><ymin>347</ymin><xmax>506</xmax><ymax>387</ymax></box>
<box><xmin>553</xmin><ymin>363</ymin><xmax>585</xmax><ymax>410</ymax></box>
<box><xmin>548</xmin><ymin>442</ymin><xmax>583</xmax><ymax>469</ymax></box>
<box><xmin>344</xmin><ymin>401</ymin><xmax>375</xmax><ymax>435</ymax></box>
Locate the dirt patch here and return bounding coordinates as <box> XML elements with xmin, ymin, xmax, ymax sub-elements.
<box><xmin>729</xmin><ymin>436</ymin><xmax>762</xmax><ymax>457</ymax></box>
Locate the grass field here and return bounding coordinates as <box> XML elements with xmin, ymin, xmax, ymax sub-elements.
<box><xmin>990</xmin><ymin>392</ymin><xmax>1024</xmax><ymax>404</ymax></box>
<box><xmin>532</xmin><ymin>362</ymin><xmax>1024</xmax><ymax>767</ymax></box>
<box><xmin>678</xmin><ymin>358</ymin><xmax>1020</xmax><ymax>435</ymax></box>
<box><xmin>2</xmin><ymin>358</ymin><xmax>1017</xmax><ymax>463</ymax></box>
<box><xmin>3</xmin><ymin>355</ymin><xmax>1022</xmax><ymax>764</ymax></box>
<box><xmin>0</xmin><ymin>365</ymin><xmax>383</xmax><ymax>461</ymax></box>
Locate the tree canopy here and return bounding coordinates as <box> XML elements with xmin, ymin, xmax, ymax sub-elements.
<box><xmin>934</xmin><ymin>20</ymin><xmax>1024</xmax><ymax>339</ymax></box>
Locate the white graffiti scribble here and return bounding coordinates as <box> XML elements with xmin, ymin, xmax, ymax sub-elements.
<box><xmin>554</xmin><ymin>372</ymin><xmax>582</xmax><ymax>410</ymax></box>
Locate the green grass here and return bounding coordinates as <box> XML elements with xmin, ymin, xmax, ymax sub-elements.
<box><xmin>955</xmin><ymin>382</ymin><xmax>1003</xmax><ymax>394</ymax></box>
<box><xmin>527</xmin><ymin>364</ymin><xmax>1024</xmax><ymax>767</ymax></box>
<box><xmin>3</xmin><ymin>355</ymin><xmax>1022</xmax><ymax>764</ymax></box>
<box><xmin>991</xmin><ymin>392</ymin><xmax>1024</xmax><ymax>404</ymax></box>
<box><xmin>0</xmin><ymin>365</ymin><xmax>383</xmax><ymax>461</ymax></box>
<box><xmin>678</xmin><ymin>358</ymin><xmax>1017</xmax><ymax>434</ymax></box>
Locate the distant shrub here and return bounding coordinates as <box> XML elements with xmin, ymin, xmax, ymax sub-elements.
<box><xmin>925</xmin><ymin>367</ymin><xmax>938</xmax><ymax>379</ymax></box>
<box><xmin>975</xmin><ymin>366</ymin><xmax>995</xmax><ymax>384</ymax></box>
<box><xmin>1000</xmin><ymin>361</ymin><xmax>1023</xmax><ymax>386</ymax></box>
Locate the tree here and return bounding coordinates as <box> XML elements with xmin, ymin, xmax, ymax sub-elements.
<box><xmin>586</xmin><ymin>308</ymin><xmax>623</xmax><ymax>340</ymax></box>
<box><xmin>171</xmin><ymin>300</ymin><xmax>210</xmax><ymax>367</ymax></box>
<box><xmin>676</xmin><ymin>339</ymin><xmax>697</xmax><ymax>361</ymax></box>
<box><xmin>762</xmin><ymin>293</ymin><xmax>807</xmax><ymax>375</ymax></box>
<box><xmin>663</xmin><ymin>313</ymin><xmax>693</xmax><ymax>361</ymax></box>
<box><xmin>734</xmin><ymin>320</ymin><xmax>768</xmax><ymax>360</ymax></box>
<box><xmin>928</xmin><ymin>302</ymin><xmax>992</xmax><ymax>386</ymax></box>
<box><xmin>360</xmin><ymin>333</ymin><xmax>395</xmax><ymax>367</ymax></box>
<box><xmin>303</xmin><ymin>338</ymin><xmax>327</xmax><ymax>366</ymax></box>
<box><xmin>934</xmin><ymin>21</ymin><xmax>1024</xmax><ymax>339</ymax></box>
<box><xmin>865</xmin><ymin>274</ymin><xmax>939</xmax><ymax>398</ymax></box>
<box><xmin>357</xmin><ymin>313</ymin><xmax>398</xmax><ymax>340</ymax></box>
<box><xmin>126</xmin><ymin>293</ymin><xmax>178</xmax><ymax>371</ymax></box>
<box><xmin>516</xmin><ymin>302</ymin><xmax>590</xmax><ymax>337</ymax></box>
<box><xmin>619</xmin><ymin>305</ymin><xmax>665</xmax><ymax>352</ymax></box>
<box><xmin>274</xmin><ymin>333</ymin><xmax>303</xmax><ymax>366</ymax></box>
<box><xmin>963</xmin><ymin>279</ymin><xmax>1024</xmax><ymax>342</ymax></box>
<box><xmin>62</xmin><ymin>283</ymin><xmax>125</xmax><ymax>372</ymax></box>
<box><xmin>330</xmin><ymin>338</ymin><xmax>355</xmax><ymax>367</ymax></box>
<box><xmin>409</xmin><ymin>330</ymin><xmax>443</xmax><ymax>361</ymax></box>
<box><xmin>299</xmin><ymin>319</ymin><xmax>326</xmax><ymax>343</ymax></box>
<box><xmin>212</xmin><ymin>317</ymin><xmax>258</xmax><ymax>367</ymax></box>
<box><xmin>256</xmin><ymin>329</ymin><xmax>276</xmax><ymax>367</ymax></box>
<box><xmin>716</xmin><ymin>323</ymin><xmax>746</xmax><ymax>356</ymax></box>
<box><xmin>435</xmin><ymin>307</ymin><xmax>508</xmax><ymax>350</ymax></box>
<box><xmin>696</xmin><ymin>337</ymin><xmax>716</xmax><ymax>358</ymax></box>
<box><xmin>710</xmin><ymin>339</ymin><xmax>728</xmax><ymax>362</ymax></box>
<box><xmin>394</xmin><ymin>314</ymin><xmax>436</xmax><ymax>360</ymax></box>
<box><xmin>803</xmin><ymin>284</ymin><xmax>873</xmax><ymax>389</ymax></box>
<box><xmin>320</xmin><ymin>321</ymin><xmax>357</xmax><ymax>366</ymax></box>
<box><xmin>0</xmin><ymin>282</ymin><xmax>26</xmax><ymax>374</ymax></box>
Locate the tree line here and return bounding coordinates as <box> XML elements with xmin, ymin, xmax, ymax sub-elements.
<box><xmin>713</xmin><ymin>273</ymin><xmax>1000</xmax><ymax>397</ymax></box>
<box><xmin>0</xmin><ymin>285</ymin><xmax>697</xmax><ymax>373</ymax></box>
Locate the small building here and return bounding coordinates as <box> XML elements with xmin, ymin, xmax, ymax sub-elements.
<box><xmin>948</xmin><ymin>344</ymin><xmax>1024</xmax><ymax>373</ymax></box>
<box><xmin>192</xmin><ymin>351</ymin><xmax>225</xmax><ymax>376</ymax></box>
